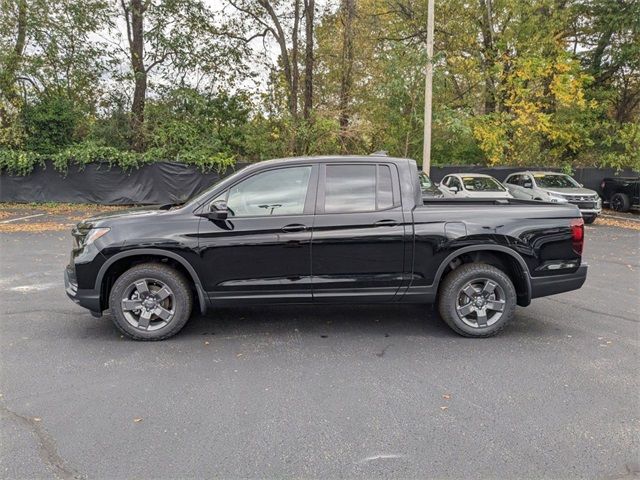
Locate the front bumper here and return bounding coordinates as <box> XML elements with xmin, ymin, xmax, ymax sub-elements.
<box><xmin>64</xmin><ymin>265</ymin><xmax>101</xmax><ymax>314</ymax></box>
<box><xmin>530</xmin><ymin>264</ymin><xmax>588</xmax><ymax>299</ymax></box>
<box><xmin>578</xmin><ymin>207</ymin><xmax>602</xmax><ymax>217</ymax></box>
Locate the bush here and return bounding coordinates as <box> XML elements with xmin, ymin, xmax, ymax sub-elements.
<box><xmin>0</xmin><ymin>141</ymin><xmax>235</xmax><ymax>176</ymax></box>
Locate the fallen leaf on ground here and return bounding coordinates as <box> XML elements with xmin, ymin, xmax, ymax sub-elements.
<box><xmin>440</xmin><ymin>406</ymin><xmax>448</xmax><ymax>411</ymax></box>
<box><xmin>443</xmin><ymin>394</ymin><xmax>451</xmax><ymax>400</ymax></box>
<box><xmin>133</xmin><ymin>418</ymin><xmax>143</xmax><ymax>423</ymax></box>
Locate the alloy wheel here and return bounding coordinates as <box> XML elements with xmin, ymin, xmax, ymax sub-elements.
<box><xmin>121</xmin><ymin>278</ymin><xmax>175</xmax><ymax>331</ymax></box>
<box><xmin>456</xmin><ymin>278</ymin><xmax>506</xmax><ymax>328</ymax></box>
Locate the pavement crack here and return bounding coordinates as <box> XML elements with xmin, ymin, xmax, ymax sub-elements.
<box><xmin>0</xmin><ymin>404</ymin><xmax>83</xmax><ymax>480</ymax></box>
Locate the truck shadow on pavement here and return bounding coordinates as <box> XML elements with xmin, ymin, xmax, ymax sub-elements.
<box><xmin>74</xmin><ymin>304</ymin><xmax>555</xmax><ymax>343</ymax></box>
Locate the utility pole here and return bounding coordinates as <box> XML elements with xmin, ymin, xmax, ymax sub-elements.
<box><xmin>422</xmin><ymin>0</ymin><xmax>435</xmax><ymax>174</ymax></box>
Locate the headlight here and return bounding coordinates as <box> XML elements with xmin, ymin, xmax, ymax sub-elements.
<box><xmin>548</xmin><ymin>194</ymin><xmax>568</xmax><ymax>204</ymax></box>
<box><xmin>84</xmin><ymin>227</ymin><xmax>110</xmax><ymax>246</ymax></box>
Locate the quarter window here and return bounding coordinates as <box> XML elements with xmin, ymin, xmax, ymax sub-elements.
<box><xmin>226</xmin><ymin>166</ymin><xmax>312</xmax><ymax>217</ymax></box>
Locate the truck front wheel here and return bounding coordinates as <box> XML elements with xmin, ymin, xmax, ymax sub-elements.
<box><xmin>109</xmin><ymin>263</ymin><xmax>193</xmax><ymax>341</ymax></box>
<box><xmin>438</xmin><ymin>263</ymin><xmax>517</xmax><ymax>337</ymax></box>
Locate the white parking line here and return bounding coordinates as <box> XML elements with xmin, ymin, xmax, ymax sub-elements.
<box><xmin>9</xmin><ymin>282</ymin><xmax>59</xmax><ymax>292</ymax></box>
<box><xmin>0</xmin><ymin>213</ymin><xmax>45</xmax><ymax>224</ymax></box>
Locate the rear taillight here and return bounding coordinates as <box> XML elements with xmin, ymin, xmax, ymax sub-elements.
<box><xmin>570</xmin><ymin>218</ymin><xmax>584</xmax><ymax>255</ymax></box>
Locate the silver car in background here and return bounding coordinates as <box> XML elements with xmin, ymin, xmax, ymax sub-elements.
<box><xmin>504</xmin><ymin>171</ymin><xmax>602</xmax><ymax>223</ymax></box>
<box><xmin>438</xmin><ymin>173</ymin><xmax>513</xmax><ymax>199</ymax></box>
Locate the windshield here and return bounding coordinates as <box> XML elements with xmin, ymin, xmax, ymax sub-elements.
<box><xmin>419</xmin><ymin>172</ymin><xmax>434</xmax><ymax>189</ymax></box>
<box><xmin>534</xmin><ymin>174</ymin><xmax>579</xmax><ymax>189</ymax></box>
<box><xmin>461</xmin><ymin>176</ymin><xmax>505</xmax><ymax>192</ymax></box>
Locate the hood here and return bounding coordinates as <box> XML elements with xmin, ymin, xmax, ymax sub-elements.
<box><xmin>421</xmin><ymin>185</ymin><xmax>443</xmax><ymax>197</ymax></box>
<box><xmin>77</xmin><ymin>205</ymin><xmax>173</xmax><ymax>229</ymax></box>
<box><xmin>464</xmin><ymin>191</ymin><xmax>512</xmax><ymax>199</ymax></box>
<box><xmin>543</xmin><ymin>187</ymin><xmax>598</xmax><ymax>196</ymax></box>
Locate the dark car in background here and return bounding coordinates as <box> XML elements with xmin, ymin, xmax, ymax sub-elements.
<box><xmin>600</xmin><ymin>177</ymin><xmax>640</xmax><ymax>212</ymax></box>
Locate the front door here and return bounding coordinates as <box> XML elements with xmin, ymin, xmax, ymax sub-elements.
<box><xmin>311</xmin><ymin>162</ymin><xmax>406</xmax><ymax>302</ymax></box>
<box><xmin>198</xmin><ymin>164</ymin><xmax>318</xmax><ymax>303</ymax></box>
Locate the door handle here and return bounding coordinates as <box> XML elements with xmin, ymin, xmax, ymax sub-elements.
<box><xmin>374</xmin><ymin>219</ymin><xmax>398</xmax><ymax>227</ymax></box>
<box><xmin>282</xmin><ymin>224</ymin><xmax>307</xmax><ymax>233</ymax></box>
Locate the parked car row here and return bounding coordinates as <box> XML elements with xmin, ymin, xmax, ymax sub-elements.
<box><xmin>419</xmin><ymin>170</ymin><xmax>605</xmax><ymax>223</ymax></box>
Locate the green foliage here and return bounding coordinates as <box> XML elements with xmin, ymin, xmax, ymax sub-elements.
<box><xmin>0</xmin><ymin>0</ymin><xmax>638</xmax><ymax>177</ymax></box>
<box><xmin>0</xmin><ymin>148</ymin><xmax>42</xmax><ymax>175</ymax></box>
<box><xmin>22</xmin><ymin>94</ymin><xmax>84</xmax><ymax>154</ymax></box>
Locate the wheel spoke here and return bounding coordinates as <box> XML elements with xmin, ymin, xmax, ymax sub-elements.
<box><xmin>462</xmin><ymin>284</ymin><xmax>477</xmax><ymax>299</ymax></box>
<box><xmin>482</xmin><ymin>281</ymin><xmax>497</xmax><ymax>296</ymax></box>
<box><xmin>122</xmin><ymin>298</ymin><xmax>142</xmax><ymax>311</ymax></box>
<box><xmin>153</xmin><ymin>306</ymin><xmax>172</xmax><ymax>321</ymax></box>
<box><xmin>457</xmin><ymin>303</ymin><xmax>475</xmax><ymax>317</ymax></box>
<box><xmin>138</xmin><ymin>310</ymin><xmax>152</xmax><ymax>329</ymax></box>
<box><xmin>134</xmin><ymin>280</ymin><xmax>149</xmax><ymax>296</ymax></box>
<box><xmin>155</xmin><ymin>286</ymin><xmax>172</xmax><ymax>301</ymax></box>
<box><xmin>486</xmin><ymin>300</ymin><xmax>505</xmax><ymax>312</ymax></box>
<box><xmin>476</xmin><ymin>308</ymin><xmax>488</xmax><ymax>326</ymax></box>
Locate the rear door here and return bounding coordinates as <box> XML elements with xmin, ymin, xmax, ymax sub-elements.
<box><xmin>311</xmin><ymin>162</ymin><xmax>406</xmax><ymax>302</ymax></box>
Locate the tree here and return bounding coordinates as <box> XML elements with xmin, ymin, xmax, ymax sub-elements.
<box><xmin>120</xmin><ymin>0</ymin><xmax>239</xmax><ymax>151</ymax></box>
<box><xmin>338</xmin><ymin>0</ymin><xmax>355</xmax><ymax>151</ymax></box>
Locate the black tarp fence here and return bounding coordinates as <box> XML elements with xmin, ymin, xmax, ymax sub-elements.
<box><xmin>0</xmin><ymin>160</ymin><xmax>637</xmax><ymax>205</ymax></box>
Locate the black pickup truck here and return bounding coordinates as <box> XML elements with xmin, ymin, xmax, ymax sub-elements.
<box><xmin>65</xmin><ymin>155</ymin><xmax>587</xmax><ymax>340</ymax></box>
<box><xmin>600</xmin><ymin>177</ymin><xmax>640</xmax><ymax>212</ymax></box>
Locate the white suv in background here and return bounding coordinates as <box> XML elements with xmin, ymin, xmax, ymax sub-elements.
<box><xmin>504</xmin><ymin>171</ymin><xmax>602</xmax><ymax>223</ymax></box>
<box><xmin>438</xmin><ymin>173</ymin><xmax>513</xmax><ymax>199</ymax></box>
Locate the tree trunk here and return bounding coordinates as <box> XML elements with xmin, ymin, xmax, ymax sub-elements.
<box><xmin>124</xmin><ymin>0</ymin><xmax>147</xmax><ymax>152</ymax></box>
<box><xmin>338</xmin><ymin>0</ymin><xmax>355</xmax><ymax>152</ymax></box>
<box><xmin>479</xmin><ymin>0</ymin><xmax>496</xmax><ymax>113</ymax></box>
<box><xmin>0</xmin><ymin>0</ymin><xmax>27</xmax><ymax>129</ymax></box>
<box><xmin>303</xmin><ymin>0</ymin><xmax>314</xmax><ymax>120</ymax></box>
<box><xmin>291</xmin><ymin>0</ymin><xmax>300</xmax><ymax>120</ymax></box>
<box><xmin>1</xmin><ymin>0</ymin><xmax>27</xmax><ymax>102</ymax></box>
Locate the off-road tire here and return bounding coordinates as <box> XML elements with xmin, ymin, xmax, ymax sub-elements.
<box><xmin>611</xmin><ymin>193</ymin><xmax>631</xmax><ymax>212</ymax></box>
<box><xmin>109</xmin><ymin>263</ymin><xmax>193</xmax><ymax>341</ymax></box>
<box><xmin>438</xmin><ymin>263</ymin><xmax>517</xmax><ymax>338</ymax></box>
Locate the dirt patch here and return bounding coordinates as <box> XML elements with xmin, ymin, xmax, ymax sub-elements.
<box><xmin>595</xmin><ymin>216</ymin><xmax>640</xmax><ymax>231</ymax></box>
<box><xmin>0</xmin><ymin>222</ymin><xmax>73</xmax><ymax>233</ymax></box>
<box><xmin>0</xmin><ymin>202</ymin><xmax>126</xmax><ymax>215</ymax></box>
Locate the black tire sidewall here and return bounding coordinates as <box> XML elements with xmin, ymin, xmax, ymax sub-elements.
<box><xmin>109</xmin><ymin>264</ymin><xmax>193</xmax><ymax>341</ymax></box>
<box><xmin>438</xmin><ymin>263</ymin><xmax>517</xmax><ymax>337</ymax></box>
<box><xmin>612</xmin><ymin>193</ymin><xmax>630</xmax><ymax>212</ymax></box>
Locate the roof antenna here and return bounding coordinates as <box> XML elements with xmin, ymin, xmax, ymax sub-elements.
<box><xmin>370</xmin><ymin>150</ymin><xmax>388</xmax><ymax>157</ymax></box>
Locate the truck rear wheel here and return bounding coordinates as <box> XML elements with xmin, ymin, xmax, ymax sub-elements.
<box><xmin>611</xmin><ymin>193</ymin><xmax>631</xmax><ymax>212</ymax></box>
<box><xmin>109</xmin><ymin>263</ymin><xmax>193</xmax><ymax>341</ymax></box>
<box><xmin>438</xmin><ymin>263</ymin><xmax>517</xmax><ymax>337</ymax></box>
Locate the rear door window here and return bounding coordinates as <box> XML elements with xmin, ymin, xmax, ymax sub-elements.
<box><xmin>323</xmin><ymin>164</ymin><xmax>395</xmax><ymax>213</ymax></box>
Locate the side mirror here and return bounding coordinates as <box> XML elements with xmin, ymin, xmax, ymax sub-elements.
<box><xmin>523</xmin><ymin>182</ymin><xmax>532</xmax><ymax>189</ymax></box>
<box><xmin>450</xmin><ymin>186</ymin><xmax>459</xmax><ymax>193</ymax></box>
<box><xmin>200</xmin><ymin>200</ymin><xmax>228</xmax><ymax>220</ymax></box>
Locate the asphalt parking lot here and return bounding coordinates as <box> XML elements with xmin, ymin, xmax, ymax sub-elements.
<box><xmin>1</xmin><ymin>209</ymin><xmax>639</xmax><ymax>479</ymax></box>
